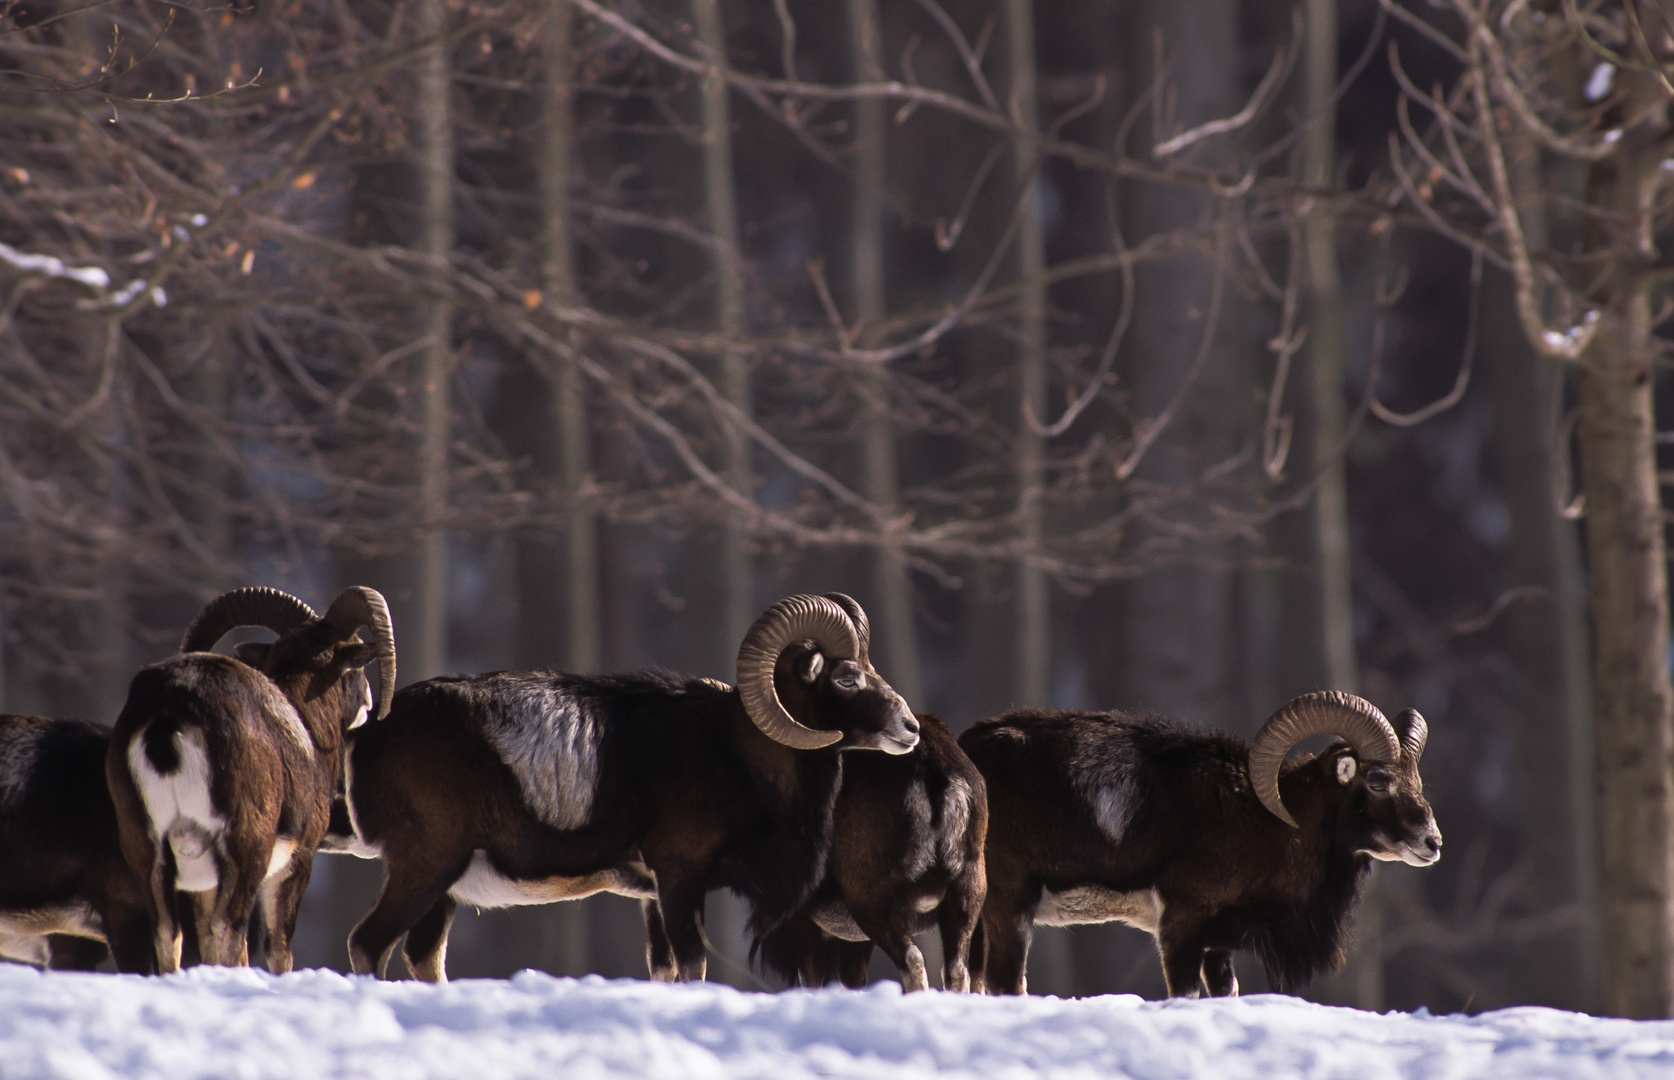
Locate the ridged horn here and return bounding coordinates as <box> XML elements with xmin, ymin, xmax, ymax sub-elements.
<box><xmin>180</xmin><ymin>587</ymin><xmax>318</xmax><ymax>654</ymax></box>
<box><xmin>821</xmin><ymin>593</ymin><xmax>870</xmax><ymax>659</ymax></box>
<box><xmin>1393</xmin><ymin>708</ymin><xmax>1428</xmax><ymax>762</ymax></box>
<box><xmin>322</xmin><ymin>586</ymin><xmax>398</xmax><ymax>720</ymax></box>
<box><xmin>1248</xmin><ymin>690</ymin><xmax>1401</xmax><ymax>828</ymax></box>
<box><xmin>736</xmin><ymin>595</ymin><xmax>861</xmax><ymax>750</ymax></box>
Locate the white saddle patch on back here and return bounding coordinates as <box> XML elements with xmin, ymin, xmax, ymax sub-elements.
<box><xmin>1035</xmin><ymin>884</ymin><xmax>1163</xmax><ymax>933</ymax></box>
<box><xmin>447</xmin><ymin>850</ymin><xmax>657</xmax><ymax>909</ymax></box>
<box><xmin>0</xmin><ymin>723</ymin><xmax>45</xmax><ymax>812</ymax></box>
<box><xmin>937</xmin><ymin>777</ymin><xmax>972</xmax><ymax>872</ymax></box>
<box><xmin>1067</xmin><ymin>730</ymin><xmax>1141</xmax><ymax>843</ymax></box>
<box><xmin>129</xmin><ymin>726</ymin><xmax>226</xmax><ymax>894</ymax></box>
<box><xmin>482</xmin><ymin>686</ymin><xmax>602</xmax><ymax>831</ymax></box>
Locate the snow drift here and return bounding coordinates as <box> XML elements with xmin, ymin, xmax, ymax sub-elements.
<box><xmin>2</xmin><ymin>963</ymin><xmax>1672</xmax><ymax>1079</ymax></box>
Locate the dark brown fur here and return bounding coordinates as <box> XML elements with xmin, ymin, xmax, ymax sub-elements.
<box><xmin>343</xmin><ymin>651</ymin><xmax>919</xmax><ymax>983</ymax></box>
<box><xmin>961</xmin><ymin>708</ymin><xmax>1439</xmax><ymax>997</ymax></box>
<box><xmin>0</xmin><ymin>715</ymin><xmax>152</xmax><ymax>972</ymax></box>
<box><xmin>106</xmin><ymin>622</ymin><xmax>376</xmax><ymax>973</ymax></box>
<box><xmin>752</xmin><ymin>715</ymin><xmax>987</xmax><ymax>991</ymax></box>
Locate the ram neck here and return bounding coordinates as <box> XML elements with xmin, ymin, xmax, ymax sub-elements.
<box><xmin>1252</xmin><ymin>804</ymin><xmax>1371</xmax><ymax>991</ymax></box>
<box><xmin>265</xmin><ymin>670</ymin><xmax>341</xmax><ymax>758</ymax></box>
<box><xmin>723</xmin><ymin>715</ymin><xmax>845</xmax><ymax>936</ymax></box>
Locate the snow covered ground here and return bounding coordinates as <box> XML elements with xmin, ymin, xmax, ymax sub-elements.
<box><xmin>3</xmin><ymin>964</ymin><xmax>1673</xmax><ymax>1080</ymax></box>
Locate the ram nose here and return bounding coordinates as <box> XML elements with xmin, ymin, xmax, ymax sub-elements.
<box><xmin>1404</xmin><ymin>826</ymin><xmax>1442</xmax><ymax>867</ymax></box>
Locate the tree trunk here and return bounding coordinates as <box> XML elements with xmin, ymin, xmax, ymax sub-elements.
<box><xmin>1576</xmin><ymin>48</ymin><xmax>1674</xmax><ymax>1016</ymax></box>
<box><xmin>689</xmin><ymin>0</ymin><xmax>754</xmax><ymax>985</ymax></box>
<box><xmin>1480</xmin><ymin>128</ymin><xmax>1598</xmax><ymax>1011</ymax></box>
<box><xmin>1004</xmin><ymin>0</ymin><xmax>1050</xmax><ymax>714</ymax></box>
<box><xmin>846</xmin><ymin>0</ymin><xmax>921</xmax><ymax>706</ymax></box>
<box><xmin>1296</xmin><ymin>0</ymin><xmax>1380</xmax><ymax>1010</ymax></box>
<box><xmin>411</xmin><ymin>0</ymin><xmax>454</xmax><ymax>684</ymax></box>
<box><xmin>514</xmin><ymin>0</ymin><xmax>598</xmax><ymax>977</ymax></box>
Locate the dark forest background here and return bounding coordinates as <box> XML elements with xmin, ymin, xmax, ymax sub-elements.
<box><xmin>0</xmin><ymin>0</ymin><xmax>1635</xmax><ymax>1014</ymax></box>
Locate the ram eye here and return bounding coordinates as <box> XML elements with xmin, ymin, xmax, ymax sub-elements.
<box><xmin>830</xmin><ymin>664</ymin><xmax>864</xmax><ymax>692</ymax></box>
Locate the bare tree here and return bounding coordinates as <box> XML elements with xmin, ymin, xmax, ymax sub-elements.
<box><xmin>1382</xmin><ymin>0</ymin><xmax>1674</xmax><ymax>1017</ymax></box>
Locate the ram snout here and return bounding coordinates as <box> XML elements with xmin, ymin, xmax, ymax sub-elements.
<box><xmin>838</xmin><ymin>675</ymin><xmax>919</xmax><ymax>755</ymax></box>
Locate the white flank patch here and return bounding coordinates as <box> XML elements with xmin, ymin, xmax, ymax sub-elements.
<box><xmin>129</xmin><ymin>726</ymin><xmax>226</xmax><ymax>894</ymax></box>
<box><xmin>937</xmin><ymin>778</ymin><xmax>972</xmax><ymax>872</ymax></box>
<box><xmin>1069</xmin><ymin>735</ymin><xmax>1140</xmax><ymax>843</ymax></box>
<box><xmin>903</xmin><ymin>778</ymin><xmax>935</xmax><ymax>880</ymax></box>
<box><xmin>483</xmin><ymin>687</ymin><xmax>602</xmax><ymax>831</ymax></box>
<box><xmin>447</xmin><ymin>851</ymin><xmax>656</xmax><ymax>909</ymax></box>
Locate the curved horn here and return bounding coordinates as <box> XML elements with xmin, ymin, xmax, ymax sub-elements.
<box><xmin>821</xmin><ymin>593</ymin><xmax>870</xmax><ymax>658</ymax></box>
<box><xmin>736</xmin><ymin>595</ymin><xmax>861</xmax><ymax>750</ymax></box>
<box><xmin>180</xmin><ymin>587</ymin><xmax>318</xmax><ymax>654</ymax></box>
<box><xmin>322</xmin><ymin>586</ymin><xmax>398</xmax><ymax>720</ymax></box>
<box><xmin>1393</xmin><ymin>708</ymin><xmax>1428</xmax><ymax>762</ymax></box>
<box><xmin>1248</xmin><ymin>691</ymin><xmax>1401</xmax><ymax>828</ymax></box>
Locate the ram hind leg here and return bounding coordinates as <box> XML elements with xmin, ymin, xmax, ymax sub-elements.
<box><xmin>937</xmin><ymin>878</ymin><xmax>984</xmax><ymax>992</ymax></box>
<box><xmin>976</xmin><ymin>903</ymin><xmax>1032</xmax><ymax>995</ymax></box>
<box><xmin>1201</xmin><ymin>948</ymin><xmax>1238</xmax><ymax>997</ymax></box>
<box><xmin>1156</xmin><ymin>914</ymin><xmax>1213</xmax><ymax>998</ymax></box>
<box><xmin>640</xmin><ymin>898</ymin><xmax>679</xmax><ymax>981</ymax></box>
<box><xmin>402</xmin><ymin>897</ymin><xmax>459</xmax><ymax>984</ymax></box>
<box><xmin>646</xmin><ymin>876</ymin><xmax>709</xmax><ymax>982</ymax></box>
<box><xmin>846</xmin><ymin>902</ymin><xmax>928</xmax><ymax>992</ymax></box>
<box><xmin>836</xmin><ymin>939</ymin><xmax>874</xmax><ymax>989</ymax></box>
<box><xmin>259</xmin><ymin>861</ymin><xmax>314</xmax><ymax>975</ymax></box>
<box><xmin>349</xmin><ymin>856</ymin><xmax>458</xmax><ymax>978</ymax></box>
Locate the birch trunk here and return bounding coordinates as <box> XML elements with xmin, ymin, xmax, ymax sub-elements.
<box><xmin>689</xmin><ymin>0</ymin><xmax>754</xmax><ymax>985</ymax></box>
<box><xmin>519</xmin><ymin>0</ymin><xmax>598</xmax><ymax>976</ymax></box>
<box><xmin>1004</xmin><ymin>0</ymin><xmax>1049</xmax><ymax>713</ymax></box>
<box><xmin>1297</xmin><ymin>0</ymin><xmax>1379</xmax><ymax>1010</ymax></box>
<box><xmin>411</xmin><ymin>0</ymin><xmax>454</xmax><ymax>684</ymax></box>
<box><xmin>846</xmin><ymin>0</ymin><xmax>921</xmax><ymax>706</ymax></box>
<box><xmin>1481</xmin><ymin>132</ymin><xmax>1598</xmax><ymax>1012</ymax></box>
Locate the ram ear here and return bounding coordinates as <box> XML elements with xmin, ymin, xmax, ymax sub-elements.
<box><xmin>333</xmin><ymin>641</ymin><xmax>375</xmax><ymax>673</ymax></box>
<box><xmin>1336</xmin><ymin>754</ymin><xmax>1358</xmax><ymax>784</ymax></box>
<box><xmin>798</xmin><ymin>651</ymin><xmax>826</xmax><ymax>683</ymax></box>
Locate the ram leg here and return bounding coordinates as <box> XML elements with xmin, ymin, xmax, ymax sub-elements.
<box><xmin>649</xmin><ymin>876</ymin><xmax>709</xmax><ymax>982</ymax></box>
<box><xmin>967</xmin><ymin>921</ymin><xmax>986</xmax><ymax>993</ymax></box>
<box><xmin>1201</xmin><ymin>949</ymin><xmax>1238</xmax><ymax>997</ymax></box>
<box><xmin>836</xmin><ymin>939</ymin><xmax>875</xmax><ymax>989</ymax></box>
<box><xmin>977</xmin><ymin>902</ymin><xmax>1032</xmax><ymax>995</ymax></box>
<box><xmin>847</xmin><ymin>903</ymin><xmax>927</xmax><ymax>992</ymax></box>
<box><xmin>402</xmin><ymin>897</ymin><xmax>458</xmax><ymax>983</ymax></box>
<box><xmin>937</xmin><ymin>879</ymin><xmax>984</xmax><ymax>992</ymax></box>
<box><xmin>350</xmin><ymin>863</ymin><xmax>455</xmax><ymax>978</ymax></box>
<box><xmin>203</xmin><ymin>860</ymin><xmax>259</xmax><ymax>967</ymax></box>
<box><xmin>1156</xmin><ymin>916</ymin><xmax>1211</xmax><ymax>998</ymax></box>
<box><xmin>641</xmin><ymin>899</ymin><xmax>679</xmax><ymax>981</ymax></box>
<box><xmin>103</xmin><ymin>902</ymin><xmax>157</xmax><ymax>975</ymax></box>
<box><xmin>141</xmin><ymin>845</ymin><xmax>183</xmax><ymax>973</ymax></box>
<box><xmin>260</xmin><ymin>861</ymin><xmax>313</xmax><ymax>975</ymax></box>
